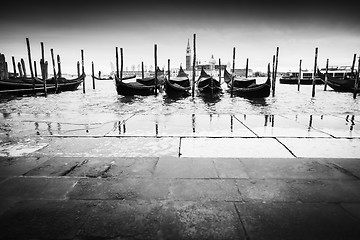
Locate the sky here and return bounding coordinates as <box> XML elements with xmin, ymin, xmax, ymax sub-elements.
<box><xmin>1</xmin><ymin>1</ymin><xmax>359</xmax><ymax>74</ymax></box>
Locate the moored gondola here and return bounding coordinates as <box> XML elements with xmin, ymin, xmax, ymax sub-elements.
<box><xmin>223</xmin><ymin>68</ymin><xmax>256</xmax><ymax>88</ymax></box>
<box><xmin>136</xmin><ymin>67</ymin><xmax>165</xmax><ymax>86</ymax></box>
<box><xmin>164</xmin><ymin>66</ymin><xmax>191</xmax><ymax>96</ymax></box>
<box><xmin>197</xmin><ymin>67</ymin><xmax>222</xmax><ymax>95</ymax></box>
<box><xmin>229</xmin><ymin>75</ymin><xmax>271</xmax><ymax>98</ymax></box>
<box><xmin>115</xmin><ymin>74</ymin><xmax>155</xmax><ymax>96</ymax></box>
<box><xmin>0</xmin><ymin>73</ymin><xmax>85</xmax><ymax>95</ymax></box>
<box><xmin>317</xmin><ymin>69</ymin><xmax>359</xmax><ymax>92</ymax></box>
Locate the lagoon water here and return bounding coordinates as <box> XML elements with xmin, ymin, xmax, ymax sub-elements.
<box><xmin>0</xmin><ymin>76</ymin><xmax>359</xmax><ymax>157</ymax></box>
<box><xmin>1</xmin><ymin>76</ymin><xmax>359</xmax><ymax>117</ymax></box>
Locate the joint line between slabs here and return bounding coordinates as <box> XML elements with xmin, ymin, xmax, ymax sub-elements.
<box><xmin>274</xmin><ymin>137</ymin><xmax>297</xmax><ymax>158</ymax></box>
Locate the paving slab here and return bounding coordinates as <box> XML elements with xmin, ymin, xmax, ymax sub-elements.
<box><xmin>234</xmin><ymin>115</ymin><xmax>331</xmax><ymax>137</ymax></box>
<box><xmin>322</xmin><ymin>158</ymin><xmax>360</xmax><ymax>178</ymax></box>
<box><xmin>68</xmin><ymin>178</ymin><xmax>171</xmax><ymax>201</ymax></box>
<box><xmin>240</xmin><ymin>158</ymin><xmax>355</xmax><ymax>179</ymax></box>
<box><xmin>212</xmin><ymin>158</ymin><xmax>249</xmax><ymax>178</ymax></box>
<box><xmin>169</xmin><ymin>179</ymin><xmax>241</xmax><ymax>201</ymax></box>
<box><xmin>284</xmin><ymin>115</ymin><xmax>360</xmax><ymax>138</ymax></box>
<box><xmin>0</xmin><ymin>177</ymin><xmax>78</xmax><ymax>200</ymax></box>
<box><xmin>0</xmin><ymin>156</ymin><xmax>49</xmax><ymax>177</ymax></box>
<box><xmin>154</xmin><ymin>157</ymin><xmax>219</xmax><ymax>178</ymax></box>
<box><xmin>235</xmin><ymin>202</ymin><xmax>360</xmax><ymax>240</ymax></box>
<box><xmin>78</xmin><ymin>200</ymin><xmax>245</xmax><ymax>240</ymax></box>
<box><xmin>35</xmin><ymin>137</ymin><xmax>180</xmax><ymax>157</ymax></box>
<box><xmin>24</xmin><ymin>157</ymin><xmax>85</xmax><ymax>176</ymax></box>
<box><xmin>108</xmin><ymin>114</ymin><xmax>256</xmax><ymax>137</ymax></box>
<box><xmin>0</xmin><ymin>200</ymin><xmax>98</xmax><ymax>240</ymax></box>
<box><xmin>278</xmin><ymin>138</ymin><xmax>360</xmax><ymax>158</ymax></box>
<box><xmin>236</xmin><ymin>179</ymin><xmax>298</xmax><ymax>203</ymax></box>
<box><xmin>180</xmin><ymin>138</ymin><xmax>295</xmax><ymax>158</ymax></box>
<box><xmin>341</xmin><ymin>203</ymin><xmax>360</xmax><ymax>221</ymax></box>
<box><xmin>101</xmin><ymin>157</ymin><xmax>159</xmax><ymax>178</ymax></box>
<box><xmin>289</xmin><ymin>179</ymin><xmax>360</xmax><ymax>203</ymax></box>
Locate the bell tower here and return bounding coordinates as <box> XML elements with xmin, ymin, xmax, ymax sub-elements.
<box><xmin>186</xmin><ymin>39</ymin><xmax>191</xmax><ymax>71</ymax></box>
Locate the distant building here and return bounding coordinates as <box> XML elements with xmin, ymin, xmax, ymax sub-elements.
<box><xmin>195</xmin><ymin>54</ymin><xmax>226</xmax><ymax>71</ymax></box>
<box><xmin>186</xmin><ymin>39</ymin><xmax>191</xmax><ymax>71</ymax></box>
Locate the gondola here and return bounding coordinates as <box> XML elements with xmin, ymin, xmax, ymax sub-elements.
<box><xmin>317</xmin><ymin>70</ymin><xmax>359</xmax><ymax>93</ymax></box>
<box><xmin>92</xmin><ymin>75</ymin><xmax>113</xmax><ymax>80</ymax></box>
<box><xmin>114</xmin><ymin>74</ymin><xmax>155</xmax><ymax>96</ymax></box>
<box><xmin>136</xmin><ymin>67</ymin><xmax>165</xmax><ymax>86</ymax></box>
<box><xmin>229</xmin><ymin>75</ymin><xmax>271</xmax><ymax>98</ymax></box>
<box><xmin>0</xmin><ymin>73</ymin><xmax>85</xmax><ymax>95</ymax></box>
<box><xmin>164</xmin><ymin>66</ymin><xmax>191</xmax><ymax>96</ymax></box>
<box><xmin>197</xmin><ymin>67</ymin><xmax>222</xmax><ymax>95</ymax></box>
<box><xmin>223</xmin><ymin>68</ymin><xmax>256</xmax><ymax>88</ymax></box>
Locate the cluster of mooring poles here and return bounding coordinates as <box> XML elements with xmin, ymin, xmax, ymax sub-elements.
<box><xmin>1</xmin><ymin>36</ymin><xmax>359</xmax><ymax>99</ymax></box>
<box><xmin>0</xmin><ymin>38</ymin><xmax>85</xmax><ymax>96</ymax></box>
<box><xmin>296</xmin><ymin>48</ymin><xmax>359</xmax><ymax>99</ymax></box>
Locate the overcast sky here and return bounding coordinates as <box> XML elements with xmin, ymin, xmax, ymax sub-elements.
<box><xmin>1</xmin><ymin>1</ymin><xmax>359</xmax><ymax>74</ymax></box>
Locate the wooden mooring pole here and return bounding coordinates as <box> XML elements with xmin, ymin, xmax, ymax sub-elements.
<box><xmin>21</xmin><ymin>58</ymin><xmax>27</xmax><ymax>77</ymax></box>
<box><xmin>298</xmin><ymin>59</ymin><xmax>302</xmax><ymax>91</ymax></box>
<box><xmin>40</xmin><ymin>42</ymin><xmax>47</xmax><ymax>96</ymax></box>
<box><xmin>141</xmin><ymin>61</ymin><xmax>144</xmax><ymax>79</ymax></box>
<box><xmin>17</xmin><ymin>62</ymin><xmax>23</xmax><ymax>77</ymax></box>
<box><xmin>154</xmin><ymin>44</ymin><xmax>158</xmax><ymax>95</ymax></box>
<box><xmin>273</xmin><ymin>47</ymin><xmax>279</xmax><ymax>97</ymax></box>
<box><xmin>34</xmin><ymin>61</ymin><xmax>37</xmax><ymax>77</ymax></box>
<box><xmin>272</xmin><ymin>55</ymin><xmax>275</xmax><ymax>96</ymax></box>
<box><xmin>312</xmin><ymin>47</ymin><xmax>318</xmax><ymax>98</ymax></box>
<box><xmin>26</xmin><ymin>38</ymin><xmax>35</xmax><ymax>89</ymax></box>
<box><xmin>323</xmin><ymin>59</ymin><xmax>329</xmax><ymax>91</ymax></box>
<box><xmin>12</xmin><ymin>56</ymin><xmax>16</xmax><ymax>77</ymax></box>
<box><xmin>245</xmin><ymin>58</ymin><xmax>249</xmax><ymax>78</ymax></box>
<box><xmin>81</xmin><ymin>49</ymin><xmax>85</xmax><ymax>94</ymax></box>
<box><xmin>351</xmin><ymin>54</ymin><xmax>356</xmax><ymax>78</ymax></box>
<box><xmin>115</xmin><ymin>47</ymin><xmax>119</xmax><ymax>78</ymax></box>
<box><xmin>192</xmin><ymin>34</ymin><xmax>196</xmax><ymax>98</ymax></box>
<box><xmin>218</xmin><ymin>58</ymin><xmax>221</xmax><ymax>84</ymax></box>
<box><xmin>50</xmin><ymin>49</ymin><xmax>58</xmax><ymax>93</ymax></box>
<box><xmin>353</xmin><ymin>56</ymin><xmax>360</xmax><ymax>99</ymax></box>
<box><xmin>57</xmin><ymin>55</ymin><xmax>62</xmax><ymax>78</ymax></box>
<box><xmin>120</xmin><ymin>48</ymin><xmax>123</xmax><ymax>81</ymax></box>
<box><xmin>231</xmin><ymin>47</ymin><xmax>235</xmax><ymax>97</ymax></box>
<box><xmin>91</xmin><ymin>61</ymin><xmax>95</xmax><ymax>89</ymax></box>
<box><xmin>168</xmin><ymin>59</ymin><xmax>170</xmax><ymax>83</ymax></box>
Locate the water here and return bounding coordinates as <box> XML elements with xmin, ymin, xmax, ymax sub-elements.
<box><xmin>1</xmin><ymin>77</ymin><xmax>359</xmax><ymax>118</ymax></box>
<box><xmin>1</xmin><ymin>76</ymin><xmax>359</xmax><ymax>157</ymax></box>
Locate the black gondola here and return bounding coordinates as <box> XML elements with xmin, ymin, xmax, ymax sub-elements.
<box><xmin>197</xmin><ymin>67</ymin><xmax>222</xmax><ymax>95</ymax></box>
<box><xmin>165</xmin><ymin>66</ymin><xmax>191</xmax><ymax>96</ymax></box>
<box><xmin>317</xmin><ymin>70</ymin><xmax>359</xmax><ymax>92</ymax></box>
<box><xmin>223</xmin><ymin>68</ymin><xmax>256</xmax><ymax>88</ymax></box>
<box><xmin>229</xmin><ymin>75</ymin><xmax>271</xmax><ymax>98</ymax></box>
<box><xmin>115</xmin><ymin>74</ymin><xmax>155</xmax><ymax>96</ymax></box>
<box><xmin>0</xmin><ymin>73</ymin><xmax>85</xmax><ymax>95</ymax></box>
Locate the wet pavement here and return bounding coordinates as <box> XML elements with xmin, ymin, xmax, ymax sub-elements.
<box><xmin>0</xmin><ymin>114</ymin><xmax>360</xmax><ymax>239</ymax></box>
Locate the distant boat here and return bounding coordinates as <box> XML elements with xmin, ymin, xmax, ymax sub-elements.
<box><xmin>164</xmin><ymin>66</ymin><xmax>191</xmax><ymax>96</ymax></box>
<box><xmin>229</xmin><ymin>75</ymin><xmax>271</xmax><ymax>98</ymax></box>
<box><xmin>223</xmin><ymin>68</ymin><xmax>256</xmax><ymax>88</ymax></box>
<box><xmin>114</xmin><ymin>74</ymin><xmax>155</xmax><ymax>96</ymax></box>
<box><xmin>197</xmin><ymin>67</ymin><xmax>222</xmax><ymax>95</ymax></box>
<box><xmin>0</xmin><ymin>73</ymin><xmax>85</xmax><ymax>95</ymax></box>
<box><xmin>280</xmin><ymin>71</ymin><xmax>323</xmax><ymax>85</ymax></box>
<box><xmin>317</xmin><ymin>69</ymin><xmax>359</xmax><ymax>93</ymax></box>
<box><xmin>92</xmin><ymin>75</ymin><xmax>113</xmax><ymax>80</ymax></box>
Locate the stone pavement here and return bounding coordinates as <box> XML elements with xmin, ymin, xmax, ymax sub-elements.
<box><xmin>0</xmin><ymin>156</ymin><xmax>360</xmax><ymax>239</ymax></box>
<box><xmin>0</xmin><ymin>114</ymin><xmax>360</xmax><ymax>239</ymax></box>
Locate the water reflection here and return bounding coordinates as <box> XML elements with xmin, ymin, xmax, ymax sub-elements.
<box><xmin>247</xmin><ymin>97</ymin><xmax>269</xmax><ymax>107</ymax></box>
<box><xmin>346</xmin><ymin>115</ymin><xmax>355</xmax><ymax>131</ymax></box>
